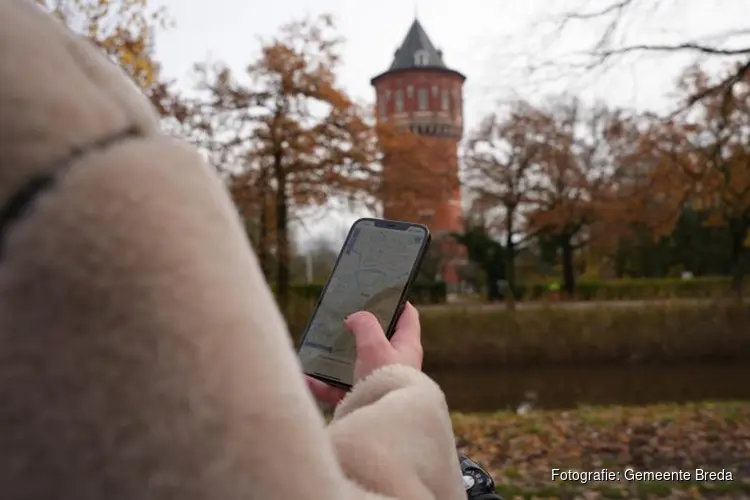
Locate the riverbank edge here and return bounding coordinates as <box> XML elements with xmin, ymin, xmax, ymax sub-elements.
<box><xmin>419</xmin><ymin>301</ymin><xmax>750</xmax><ymax>369</ymax></box>
<box><xmin>286</xmin><ymin>301</ymin><xmax>750</xmax><ymax>368</ymax></box>
<box><xmin>452</xmin><ymin>401</ymin><xmax>750</xmax><ymax>499</ymax></box>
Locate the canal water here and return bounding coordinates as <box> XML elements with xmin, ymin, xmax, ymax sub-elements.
<box><xmin>428</xmin><ymin>362</ymin><xmax>750</xmax><ymax>413</ymax></box>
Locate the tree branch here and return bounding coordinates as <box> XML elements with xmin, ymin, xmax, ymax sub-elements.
<box><xmin>561</xmin><ymin>0</ymin><xmax>633</xmax><ymax>21</ymax></box>
<box><xmin>593</xmin><ymin>43</ymin><xmax>750</xmax><ymax>60</ymax></box>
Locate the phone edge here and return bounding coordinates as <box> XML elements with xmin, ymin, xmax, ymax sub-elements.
<box><xmin>297</xmin><ymin>217</ymin><xmax>432</xmax><ymax>390</ymax></box>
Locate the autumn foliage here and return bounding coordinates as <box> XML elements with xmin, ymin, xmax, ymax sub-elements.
<box><xmin>454</xmin><ymin>402</ymin><xmax>749</xmax><ymax>498</ymax></box>
<box><xmin>464</xmin><ymin>97</ymin><xmax>633</xmax><ymax>295</ymax></box>
<box><xmin>189</xmin><ymin>16</ymin><xmax>441</xmax><ymax>310</ymax></box>
<box><xmin>464</xmin><ymin>63</ymin><xmax>750</xmax><ymax>297</ymax></box>
<box><xmin>39</xmin><ymin>2</ymin><xmax>446</xmax><ymax>307</ymax></box>
<box><xmin>378</xmin><ymin>122</ymin><xmax>460</xmax><ymax>221</ymax></box>
<box><xmin>462</xmin><ymin>101</ymin><xmax>549</xmax><ymax>299</ymax></box>
<box><xmin>36</xmin><ymin>0</ymin><xmax>167</xmax><ymax>91</ymax></box>
<box><xmin>37</xmin><ymin>0</ymin><xmax>749</xmax><ymax>299</ymax></box>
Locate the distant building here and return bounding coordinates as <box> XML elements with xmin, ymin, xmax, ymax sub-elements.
<box><xmin>370</xmin><ymin>19</ymin><xmax>467</xmax><ymax>291</ymax></box>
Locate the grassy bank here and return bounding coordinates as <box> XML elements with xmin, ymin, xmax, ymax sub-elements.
<box><xmin>454</xmin><ymin>402</ymin><xmax>750</xmax><ymax>499</ymax></box>
<box><xmin>287</xmin><ymin>277</ymin><xmax>749</xmax><ymax>305</ymax></box>
<box><xmin>518</xmin><ymin>277</ymin><xmax>749</xmax><ymax>302</ymax></box>
<box><xmin>286</xmin><ymin>300</ymin><xmax>750</xmax><ymax>369</ymax></box>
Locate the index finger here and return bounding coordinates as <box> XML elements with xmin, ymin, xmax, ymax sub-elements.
<box><xmin>389</xmin><ymin>301</ymin><xmax>420</xmax><ymax>350</ymax></box>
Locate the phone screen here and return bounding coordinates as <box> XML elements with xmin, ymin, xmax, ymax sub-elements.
<box><xmin>298</xmin><ymin>218</ymin><xmax>430</xmax><ymax>388</ymax></box>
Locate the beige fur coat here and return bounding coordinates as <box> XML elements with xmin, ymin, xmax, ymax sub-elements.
<box><xmin>0</xmin><ymin>1</ymin><xmax>465</xmax><ymax>499</ymax></box>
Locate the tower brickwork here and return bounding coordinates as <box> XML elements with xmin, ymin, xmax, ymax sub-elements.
<box><xmin>370</xmin><ymin>19</ymin><xmax>466</xmax><ymax>289</ymax></box>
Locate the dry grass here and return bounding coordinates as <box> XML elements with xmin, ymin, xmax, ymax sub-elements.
<box><xmin>285</xmin><ymin>300</ymin><xmax>750</xmax><ymax>369</ymax></box>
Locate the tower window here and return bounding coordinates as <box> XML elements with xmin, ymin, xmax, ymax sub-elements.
<box><xmin>407</xmin><ymin>85</ymin><xmax>414</xmax><ymax>98</ymax></box>
<box><xmin>441</xmin><ymin>90</ymin><xmax>449</xmax><ymax>111</ymax></box>
<box><xmin>414</xmin><ymin>49</ymin><xmax>429</xmax><ymax>66</ymax></box>
<box><xmin>395</xmin><ymin>90</ymin><xmax>404</xmax><ymax>112</ymax></box>
<box><xmin>418</xmin><ymin>88</ymin><xmax>427</xmax><ymax>110</ymax></box>
<box><xmin>379</xmin><ymin>99</ymin><xmax>387</xmax><ymax>117</ymax></box>
<box><xmin>432</xmin><ymin>85</ymin><xmax>439</xmax><ymax>97</ymax></box>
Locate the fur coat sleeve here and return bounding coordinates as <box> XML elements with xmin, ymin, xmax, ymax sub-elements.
<box><xmin>0</xmin><ymin>2</ymin><xmax>466</xmax><ymax>499</ymax></box>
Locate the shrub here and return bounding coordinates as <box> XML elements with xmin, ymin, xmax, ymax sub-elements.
<box><xmin>516</xmin><ymin>277</ymin><xmax>744</xmax><ymax>301</ymax></box>
<box><xmin>286</xmin><ymin>277</ymin><xmax>742</xmax><ymax>306</ymax></box>
<box><xmin>286</xmin><ymin>281</ymin><xmax>447</xmax><ymax>305</ymax></box>
<box><xmin>288</xmin><ymin>283</ymin><xmax>324</xmax><ymax>300</ymax></box>
<box><xmin>408</xmin><ymin>281</ymin><xmax>447</xmax><ymax>304</ymax></box>
<box><xmin>418</xmin><ymin>300</ymin><xmax>750</xmax><ymax>369</ymax></box>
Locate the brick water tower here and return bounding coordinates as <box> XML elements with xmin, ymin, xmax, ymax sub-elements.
<box><xmin>370</xmin><ymin>18</ymin><xmax>466</xmax><ymax>291</ymax></box>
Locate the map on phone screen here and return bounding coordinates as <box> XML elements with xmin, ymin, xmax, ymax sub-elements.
<box><xmin>298</xmin><ymin>220</ymin><xmax>426</xmax><ymax>386</ymax></box>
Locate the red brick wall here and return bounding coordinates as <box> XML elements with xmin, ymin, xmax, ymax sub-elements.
<box><xmin>373</xmin><ymin>69</ymin><xmax>464</xmax><ymax>236</ymax></box>
<box><xmin>381</xmin><ymin>140</ymin><xmax>462</xmax><ymax>232</ymax></box>
<box><xmin>373</xmin><ymin>69</ymin><xmax>464</xmax><ymax>121</ymax></box>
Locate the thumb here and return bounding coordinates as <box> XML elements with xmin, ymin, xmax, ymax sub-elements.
<box><xmin>344</xmin><ymin>311</ymin><xmax>391</xmax><ymax>360</ymax></box>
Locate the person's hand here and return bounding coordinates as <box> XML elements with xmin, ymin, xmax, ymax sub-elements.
<box><xmin>306</xmin><ymin>302</ymin><xmax>423</xmax><ymax>406</ymax></box>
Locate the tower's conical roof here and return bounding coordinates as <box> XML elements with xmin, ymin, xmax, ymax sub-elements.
<box><xmin>389</xmin><ymin>19</ymin><xmax>446</xmax><ymax>70</ymax></box>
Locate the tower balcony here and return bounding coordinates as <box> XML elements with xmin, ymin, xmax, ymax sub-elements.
<box><xmin>390</xmin><ymin>110</ymin><xmax>463</xmax><ymax>138</ymax></box>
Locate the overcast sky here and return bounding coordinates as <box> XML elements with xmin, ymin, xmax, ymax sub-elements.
<box><xmin>154</xmin><ymin>0</ymin><xmax>749</xmax><ymax>250</ymax></box>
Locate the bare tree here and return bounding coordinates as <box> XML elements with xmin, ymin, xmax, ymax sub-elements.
<box><xmin>670</xmin><ymin>64</ymin><xmax>750</xmax><ymax>294</ymax></box>
<box><xmin>462</xmin><ymin>101</ymin><xmax>547</xmax><ymax>304</ymax></box>
<box><xmin>527</xmin><ymin>97</ymin><xmax>619</xmax><ymax>296</ymax></box>
<box><xmin>537</xmin><ymin>0</ymin><xmax>750</xmax><ymax>110</ymax></box>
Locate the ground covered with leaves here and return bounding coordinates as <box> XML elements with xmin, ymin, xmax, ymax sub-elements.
<box><xmin>453</xmin><ymin>402</ymin><xmax>750</xmax><ymax>499</ymax></box>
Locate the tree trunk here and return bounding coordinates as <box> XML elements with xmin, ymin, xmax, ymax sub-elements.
<box><xmin>504</xmin><ymin>229</ymin><xmax>516</xmax><ymax>310</ymax></box>
<box><xmin>257</xmin><ymin>187</ymin><xmax>270</xmax><ymax>280</ymax></box>
<box><xmin>614</xmin><ymin>245</ymin><xmax>627</xmax><ymax>279</ymax></box>
<box><xmin>274</xmin><ymin>157</ymin><xmax>290</xmax><ymax>314</ymax></box>
<box><xmin>560</xmin><ymin>236</ymin><xmax>576</xmax><ymax>298</ymax></box>
<box><xmin>729</xmin><ymin>219</ymin><xmax>748</xmax><ymax>299</ymax></box>
<box><xmin>486</xmin><ymin>272</ymin><xmax>501</xmax><ymax>302</ymax></box>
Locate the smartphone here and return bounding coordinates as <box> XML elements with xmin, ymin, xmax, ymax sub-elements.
<box><xmin>297</xmin><ymin>217</ymin><xmax>431</xmax><ymax>389</ymax></box>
